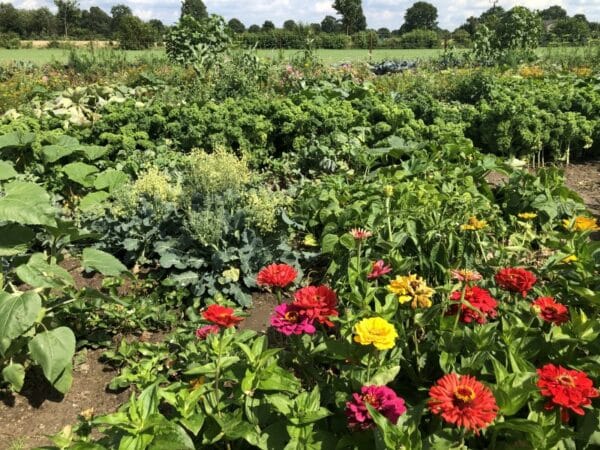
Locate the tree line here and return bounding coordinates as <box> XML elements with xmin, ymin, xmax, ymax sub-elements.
<box><xmin>0</xmin><ymin>0</ymin><xmax>598</xmax><ymax>50</ymax></box>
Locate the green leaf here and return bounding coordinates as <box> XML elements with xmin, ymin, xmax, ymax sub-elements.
<box><xmin>169</xmin><ymin>271</ymin><xmax>199</xmax><ymax>287</ymax></box>
<box><xmin>93</xmin><ymin>169</ymin><xmax>128</xmax><ymax>193</ymax></box>
<box><xmin>79</xmin><ymin>191</ymin><xmax>110</xmax><ymax>212</ymax></box>
<box><xmin>82</xmin><ymin>248</ymin><xmax>128</xmax><ymax>277</ymax></box>
<box><xmin>52</xmin><ymin>362</ymin><xmax>74</xmax><ymax>394</ymax></box>
<box><xmin>15</xmin><ymin>253</ymin><xmax>74</xmax><ymax>288</ymax></box>
<box><xmin>0</xmin><ymin>291</ymin><xmax>42</xmax><ymax>354</ymax></box>
<box><xmin>41</xmin><ymin>142</ymin><xmax>79</xmax><ymax>163</ymax></box>
<box><xmin>79</xmin><ymin>145</ymin><xmax>110</xmax><ymax>161</ymax></box>
<box><xmin>0</xmin><ymin>223</ymin><xmax>35</xmax><ymax>256</ymax></box>
<box><xmin>369</xmin><ymin>365</ymin><xmax>400</xmax><ymax>386</ymax></box>
<box><xmin>150</xmin><ymin>422</ymin><xmax>195</xmax><ymax>450</ymax></box>
<box><xmin>0</xmin><ymin>181</ymin><xmax>57</xmax><ymax>226</ymax></box>
<box><xmin>2</xmin><ymin>363</ymin><xmax>25</xmax><ymax>391</ymax></box>
<box><xmin>62</xmin><ymin>162</ymin><xmax>99</xmax><ymax>187</ymax></box>
<box><xmin>28</xmin><ymin>327</ymin><xmax>76</xmax><ymax>386</ymax></box>
<box><xmin>0</xmin><ymin>160</ymin><xmax>18</xmax><ymax>180</ymax></box>
<box><xmin>339</xmin><ymin>233</ymin><xmax>356</xmax><ymax>250</ymax></box>
<box><xmin>321</xmin><ymin>234</ymin><xmax>339</xmax><ymax>253</ymax></box>
<box><xmin>0</xmin><ymin>131</ymin><xmax>35</xmax><ymax>150</ymax></box>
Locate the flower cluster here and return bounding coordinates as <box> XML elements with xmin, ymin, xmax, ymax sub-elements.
<box><xmin>270</xmin><ymin>285</ymin><xmax>338</xmax><ymax>335</ymax></box>
<box><xmin>495</xmin><ymin>267</ymin><xmax>537</xmax><ymax>298</ymax></box>
<box><xmin>428</xmin><ymin>373</ymin><xmax>498</xmax><ymax>434</ymax></box>
<box><xmin>388</xmin><ymin>274</ymin><xmax>435</xmax><ymax>308</ymax></box>
<box><xmin>353</xmin><ymin>317</ymin><xmax>398</xmax><ymax>350</ymax></box>
<box><xmin>346</xmin><ymin>385</ymin><xmax>406</xmax><ymax>430</ymax></box>
<box><xmin>537</xmin><ymin>364</ymin><xmax>598</xmax><ymax>421</ymax></box>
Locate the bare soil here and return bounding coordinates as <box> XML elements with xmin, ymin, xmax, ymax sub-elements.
<box><xmin>0</xmin><ymin>349</ymin><xmax>128</xmax><ymax>450</ymax></box>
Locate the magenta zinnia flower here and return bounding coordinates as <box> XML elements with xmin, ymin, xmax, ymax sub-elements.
<box><xmin>195</xmin><ymin>325</ymin><xmax>220</xmax><ymax>340</ymax></box>
<box><xmin>270</xmin><ymin>303</ymin><xmax>316</xmax><ymax>336</ymax></box>
<box><xmin>368</xmin><ymin>260</ymin><xmax>392</xmax><ymax>280</ymax></box>
<box><xmin>346</xmin><ymin>385</ymin><xmax>407</xmax><ymax>430</ymax></box>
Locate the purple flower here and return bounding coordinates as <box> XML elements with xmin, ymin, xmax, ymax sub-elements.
<box><xmin>270</xmin><ymin>303</ymin><xmax>316</xmax><ymax>336</ymax></box>
<box><xmin>346</xmin><ymin>385</ymin><xmax>407</xmax><ymax>430</ymax></box>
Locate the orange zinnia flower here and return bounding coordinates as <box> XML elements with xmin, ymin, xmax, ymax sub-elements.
<box><xmin>428</xmin><ymin>373</ymin><xmax>498</xmax><ymax>434</ymax></box>
<box><xmin>202</xmin><ymin>304</ymin><xmax>243</xmax><ymax>327</ymax></box>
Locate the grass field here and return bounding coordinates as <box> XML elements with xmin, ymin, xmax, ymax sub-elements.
<box><xmin>0</xmin><ymin>46</ymin><xmax>596</xmax><ymax>66</ymax></box>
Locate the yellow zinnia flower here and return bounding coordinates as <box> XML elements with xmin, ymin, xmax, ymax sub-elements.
<box><xmin>562</xmin><ymin>254</ymin><xmax>578</xmax><ymax>264</ymax></box>
<box><xmin>518</xmin><ymin>212</ymin><xmax>537</xmax><ymax>220</ymax></box>
<box><xmin>460</xmin><ymin>216</ymin><xmax>487</xmax><ymax>231</ymax></box>
<box><xmin>387</xmin><ymin>274</ymin><xmax>434</xmax><ymax>308</ymax></box>
<box><xmin>562</xmin><ymin>216</ymin><xmax>600</xmax><ymax>232</ymax></box>
<box><xmin>353</xmin><ymin>317</ymin><xmax>398</xmax><ymax>350</ymax></box>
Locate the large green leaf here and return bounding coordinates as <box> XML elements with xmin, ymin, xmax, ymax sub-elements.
<box><xmin>15</xmin><ymin>253</ymin><xmax>74</xmax><ymax>289</ymax></box>
<box><xmin>79</xmin><ymin>145</ymin><xmax>109</xmax><ymax>161</ymax></box>
<box><xmin>82</xmin><ymin>248</ymin><xmax>128</xmax><ymax>277</ymax></box>
<box><xmin>62</xmin><ymin>162</ymin><xmax>99</xmax><ymax>187</ymax></box>
<box><xmin>0</xmin><ymin>291</ymin><xmax>42</xmax><ymax>355</ymax></box>
<box><xmin>2</xmin><ymin>363</ymin><xmax>25</xmax><ymax>391</ymax></box>
<box><xmin>28</xmin><ymin>327</ymin><xmax>76</xmax><ymax>386</ymax></box>
<box><xmin>0</xmin><ymin>131</ymin><xmax>35</xmax><ymax>150</ymax></box>
<box><xmin>79</xmin><ymin>191</ymin><xmax>110</xmax><ymax>212</ymax></box>
<box><xmin>93</xmin><ymin>169</ymin><xmax>128</xmax><ymax>193</ymax></box>
<box><xmin>41</xmin><ymin>135</ymin><xmax>81</xmax><ymax>163</ymax></box>
<box><xmin>0</xmin><ymin>223</ymin><xmax>35</xmax><ymax>256</ymax></box>
<box><xmin>0</xmin><ymin>181</ymin><xmax>56</xmax><ymax>226</ymax></box>
<box><xmin>0</xmin><ymin>161</ymin><xmax>18</xmax><ymax>180</ymax></box>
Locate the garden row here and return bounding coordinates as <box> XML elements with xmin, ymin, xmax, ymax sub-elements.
<box><xmin>0</xmin><ymin>54</ymin><xmax>598</xmax><ymax>448</ymax></box>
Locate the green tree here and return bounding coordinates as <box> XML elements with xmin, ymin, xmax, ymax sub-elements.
<box><xmin>539</xmin><ymin>5</ymin><xmax>567</xmax><ymax>21</ymax></box>
<box><xmin>401</xmin><ymin>1</ymin><xmax>437</xmax><ymax>32</ymax></box>
<box><xmin>180</xmin><ymin>0</ymin><xmax>207</xmax><ymax>21</ymax></box>
<box><xmin>262</xmin><ymin>20</ymin><xmax>275</xmax><ymax>31</ymax></box>
<box><xmin>54</xmin><ymin>0</ymin><xmax>80</xmax><ymax>38</ymax></box>
<box><xmin>321</xmin><ymin>15</ymin><xmax>340</xmax><ymax>33</ymax></box>
<box><xmin>80</xmin><ymin>6</ymin><xmax>111</xmax><ymax>38</ymax></box>
<box><xmin>118</xmin><ymin>15</ymin><xmax>156</xmax><ymax>49</ymax></box>
<box><xmin>479</xmin><ymin>6</ymin><xmax>504</xmax><ymax>29</ymax></box>
<box><xmin>110</xmin><ymin>4</ymin><xmax>132</xmax><ymax>33</ymax></box>
<box><xmin>0</xmin><ymin>3</ymin><xmax>25</xmax><ymax>35</ymax></box>
<box><xmin>332</xmin><ymin>0</ymin><xmax>366</xmax><ymax>34</ymax></box>
<box><xmin>248</xmin><ymin>24</ymin><xmax>260</xmax><ymax>33</ymax></box>
<box><xmin>494</xmin><ymin>6</ymin><xmax>542</xmax><ymax>50</ymax></box>
<box><xmin>283</xmin><ymin>19</ymin><xmax>297</xmax><ymax>32</ymax></box>
<box><xmin>377</xmin><ymin>27</ymin><xmax>391</xmax><ymax>39</ymax></box>
<box><xmin>552</xmin><ymin>17</ymin><xmax>591</xmax><ymax>44</ymax></box>
<box><xmin>228</xmin><ymin>18</ymin><xmax>245</xmax><ymax>33</ymax></box>
<box><xmin>25</xmin><ymin>8</ymin><xmax>57</xmax><ymax>37</ymax></box>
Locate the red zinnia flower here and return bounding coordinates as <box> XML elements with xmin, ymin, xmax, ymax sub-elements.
<box><xmin>256</xmin><ymin>263</ymin><xmax>298</xmax><ymax>289</ymax></box>
<box><xmin>532</xmin><ymin>297</ymin><xmax>569</xmax><ymax>326</ymax></box>
<box><xmin>537</xmin><ymin>364</ymin><xmax>598</xmax><ymax>421</ymax></box>
<box><xmin>346</xmin><ymin>385</ymin><xmax>407</xmax><ymax>430</ymax></box>
<box><xmin>448</xmin><ymin>286</ymin><xmax>498</xmax><ymax>324</ymax></box>
<box><xmin>367</xmin><ymin>260</ymin><xmax>392</xmax><ymax>280</ymax></box>
<box><xmin>195</xmin><ymin>325</ymin><xmax>221</xmax><ymax>339</ymax></box>
<box><xmin>202</xmin><ymin>304</ymin><xmax>243</xmax><ymax>327</ymax></box>
<box><xmin>428</xmin><ymin>373</ymin><xmax>498</xmax><ymax>434</ymax></box>
<box><xmin>293</xmin><ymin>285</ymin><xmax>338</xmax><ymax>327</ymax></box>
<box><xmin>495</xmin><ymin>267</ymin><xmax>537</xmax><ymax>297</ymax></box>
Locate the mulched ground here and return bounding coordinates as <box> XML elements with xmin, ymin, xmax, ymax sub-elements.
<box><xmin>1</xmin><ymin>161</ymin><xmax>598</xmax><ymax>449</ymax></box>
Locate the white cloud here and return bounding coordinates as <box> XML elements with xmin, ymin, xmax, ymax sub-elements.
<box><xmin>11</xmin><ymin>0</ymin><xmax>600</xmax><ymax>29</ymax></box>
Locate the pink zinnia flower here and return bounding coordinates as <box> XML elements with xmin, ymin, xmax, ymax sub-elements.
<box><xmin>270</xmin><ymin>303</ymin><xmax>316</xmax><ymax>336</ymax></box>
<box><xmin>349</xmin><ymin>228</ymin><xmax>373</xmax><ymax>240</ymax></box>
<box><xmin>346</xmin><ymin>385</ymin><xmax>406</xmax><ymax>430</ymax></box>
<box><xmin>368</xmin><ymin>260</ymin><xmax>392</xmax><ymax>280</ymax></box>
<box><xmin>195</xmin><ymin>325</ymin><xmax>220</xmax><ymax>340</ymax></box>
<box><xmin>450</xmin><ymin>269</ymin><xmax>482</xmax><ymax>283</ymax></box>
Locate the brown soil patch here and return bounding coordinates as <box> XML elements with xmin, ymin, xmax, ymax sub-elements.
<box><xmin>238</xmin><ymin>292</ymin><xmax>280</xmax><ymax>333</ymax></box>
<box><xmin>0</xmin><ymin>349</ymin><xmax>128</xmax><ymax>450</ymax></box>
<box><xmin>563</xmin><ymin>161</ymin><xmax>600</xmax><ymax>216</ymax></box>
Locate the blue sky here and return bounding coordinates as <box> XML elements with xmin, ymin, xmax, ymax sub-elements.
<box><xmin>12</xmin><ymin>0</ymin><xmax>600</xmax><ymax>30</ymax></box>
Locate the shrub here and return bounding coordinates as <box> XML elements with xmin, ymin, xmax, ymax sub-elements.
<box><xmin>397</xmin><ymin>29</ymin><xmax>440</xmax><ymax>48</ymax></box>
<box><xmin>0</xmin><ymin>32</ymin><xmax>20</xmax><ymax>49</ymax></box>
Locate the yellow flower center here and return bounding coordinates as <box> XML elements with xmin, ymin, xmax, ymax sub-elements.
<box><xmin>557</xmin><ymin>375</ymin><xmax>575</xmax><ymax>387</ymax></box>
<box><xmin>284</xmin><ymin>311</ymin><xmax>299</xmax><ymax>323</ymax></box>
<box><xmin>454</xmin><ymin>385</ymin><xmax>476</xmax><ymax>403</ymax></box>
